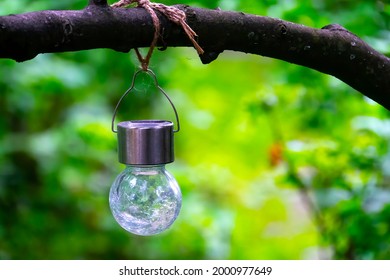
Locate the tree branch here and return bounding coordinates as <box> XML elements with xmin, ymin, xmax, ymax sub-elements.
<box><xmin>0</xmin><ymin>2</ymin><xmax>389</xmax><ymax>110</ymax></box>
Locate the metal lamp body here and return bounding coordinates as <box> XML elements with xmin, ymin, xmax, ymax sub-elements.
<box><xmin>117</xmin><ymin>120</ymin><xmax>174</xmax><ymax>165</ymax></box>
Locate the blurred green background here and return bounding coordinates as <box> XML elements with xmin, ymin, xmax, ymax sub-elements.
<box><xmin>1</xmin><ymin>0</ymin><xmax>390</xmax><ymax>260</ymax></box>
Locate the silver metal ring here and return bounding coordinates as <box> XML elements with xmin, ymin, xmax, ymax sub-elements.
<box><xmin>111</xmin><ymin>68</ymin><xmax>180</xmax><ymax>133</ymax></box>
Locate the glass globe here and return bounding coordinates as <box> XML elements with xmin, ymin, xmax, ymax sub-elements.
<box><xmin>109</xmin><ymin>164</ymin><xmax>182</xmax><ymax>236</ymax></box>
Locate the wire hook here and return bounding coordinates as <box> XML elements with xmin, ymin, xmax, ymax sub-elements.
<box><xmin>111</xmin><ymin>68</ymin><xmax>181</xmax><ymax>133</ymax></box>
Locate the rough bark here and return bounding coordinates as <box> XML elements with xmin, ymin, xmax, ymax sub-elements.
<box><xmin>0</xmin><ymin>0</ymin><xmax>389</xmax><ymax>110</ymax></box>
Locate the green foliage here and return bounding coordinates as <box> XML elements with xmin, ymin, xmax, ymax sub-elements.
<box><xmin>0</xmin><ymin>0</ymin><xmax>389</xmax><ymax>259</ymax></box>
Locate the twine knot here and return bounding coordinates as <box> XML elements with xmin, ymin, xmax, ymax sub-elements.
<box><xmin>112</xmin><ymin>0</ymin><xmax>204</xmax><ymax>70</ymax></box>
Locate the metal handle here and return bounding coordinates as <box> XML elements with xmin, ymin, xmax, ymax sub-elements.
<box><xmin>111</xmin><ymin>68</ymin><xmax>180</xmax><ymax>133</ymax></box>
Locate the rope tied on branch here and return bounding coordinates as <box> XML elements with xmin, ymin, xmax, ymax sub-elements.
<box><xmin>111</xmin><ymin>0</ymin><xmax>204</xmax><ymax>70</ymax></box>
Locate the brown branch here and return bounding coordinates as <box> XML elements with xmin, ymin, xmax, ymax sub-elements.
<box><xmin>0</xmin><ymin>1</ymin><xmax>389</xmax><ymax>110</ymax></box>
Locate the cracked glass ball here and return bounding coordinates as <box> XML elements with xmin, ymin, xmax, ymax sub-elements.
<box><xmin>109</xmin><ymin>164</ymin><xmax>182</xmax><ymax>236</ymax></box>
